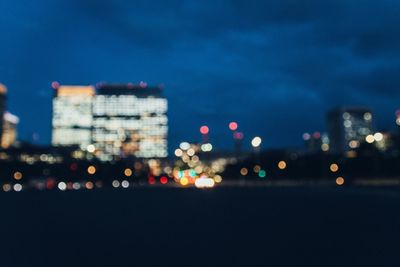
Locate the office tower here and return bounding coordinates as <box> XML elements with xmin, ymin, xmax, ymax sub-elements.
<box><xmin>1</xmin><ymin>111</ymin><xmax>19</xmax><ymax>148</ymax></box>
<box><xmin>327</xmin><ymin>107</ymin><xmax>374</xmax><ymax>153</ymax></box>
<box><xmin>52</xmin><ymin>85</ymin><xmax>95</xmax><ymax>147</ymax></box>
<box><xmin>93</xmin><ymin>83</ymin><xmax>168</xmax><ymax>160</ymax></box>
<box><xmin>0</xmin><ymin>84</ymin><xmax>6</xmax><ymax>143</ymax></box>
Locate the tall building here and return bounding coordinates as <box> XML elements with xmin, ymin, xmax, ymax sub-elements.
<box><xmin>93</xmin><ymin>83</ymin><xmax>168</xmax><ymax>160</ymax></box>
<box><xmin>1</xmin><ymin>111</ymin><xmax>19</xmax><ymax>148</ymax></box>
<box><xmin>52</xmin><ymin>85</ymin><xmax>95</xmax><ymax>147</ymax></box>
<box><xmin>0</xmin><ymin>84</ymin><xmax>7</xmax><ymax>142</ymax></box>
<box><xmin>327</xmin><ymin>107</ymin><xmax>374</xmax><ymax>153</ymax></box>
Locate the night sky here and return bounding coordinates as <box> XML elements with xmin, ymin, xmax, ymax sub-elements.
<box><xmin>1</xmin><ymin>0</ymin><xmax>399</xmax><ymax>151</ymax></box>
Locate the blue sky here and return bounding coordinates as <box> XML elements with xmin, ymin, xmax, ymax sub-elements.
<box><xmin>1</xmin><ymin>0</ymin><xmax>400</xmax><ymax>150</ymax></box>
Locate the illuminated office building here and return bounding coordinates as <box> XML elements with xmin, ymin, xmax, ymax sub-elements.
<box><xmin>1</xmin><ymin>111</ymin><xmax>19</xmax><ymax>148</ymax></box>
<box><xmin>0</xmin><ymin>84</ymin><xmax>7</xmax><ymax>142</ymax></box>
<box><xmin>52</xmin><ymin>85</ymin><xmax>95</xmax><ymax>147</ymax></box>
<box><xmin>93</xmin><ymin>83</ymin><xmax>168</xmax><ymax>160</ymax></box>
<box><xmin>327</xmin><ymin>107</ymin><xmax>374</xmax><ymax>152</ymax></box>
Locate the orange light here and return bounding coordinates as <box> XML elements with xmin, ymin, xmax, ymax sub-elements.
<box><xmin>336</xmin><ymin>177</ymin><xmax>345</xmax><ymax>186</ymax></box>
<box><xmin>330</xmin><ymin>163</ymin><xmax>339</xmax><ymax>173</ymax></box>
<box><xmin>13</xmin><ymin>171</ymin><xmax>23</xmax><ymax>180</ymax></box>
<box><xmin>87</xmin><ymin>166</ymin><xmax>96</xmax><ymax>175</ymax></box>
<box><xmin>240</xmin><ymin>168</ymin><xmax>248</xmax><ymax>176</ymax></box>
<box><xmin>124</xmin><ymin>168</ymin><xmax>133</xmax><ymax>177</ymax></box>
<box><xmin>278</xmin><ymin>161</ymin><xmax>287</xmax><ymax>170</ymax></box>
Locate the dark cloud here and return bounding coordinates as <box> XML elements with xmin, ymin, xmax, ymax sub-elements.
<box><xmin>0</xmin><ymin>0</ymin><xmax>400</xmax><ymax>150</ymax></box>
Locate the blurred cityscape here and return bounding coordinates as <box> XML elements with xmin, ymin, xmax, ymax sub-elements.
<box><xmin>1</xmin><ymin>82</ymin><xmax>400</xmax><ymax>192</ymax></box>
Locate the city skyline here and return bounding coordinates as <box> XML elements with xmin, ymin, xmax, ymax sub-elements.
<box><xmin>1</xmin><ymin>0</ymin><xmax>400</xmax><ymax>150</ymax></box>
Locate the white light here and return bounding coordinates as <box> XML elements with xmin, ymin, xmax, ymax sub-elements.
<box><xmin>121</xmin><ymin>180</ymin><xmax>129</xmax><ymax>188</ymax></box>
<box><xmin>87</xmin><ymin>144</ymin><xmax>96</xmax><ymax>153</ymax></box>
<box><xmin>112</xmin><ymin>180</ymin><xmax>120</xmax><ymax>188</ymax></box>
<box><xmin>72</xmin><ymin>182</ymin><xmax>81</xmax><ymax>190</ymax></box>
<box><xmin>195</xmin><ymin>177</ymin><xmax>215</xmax><ymax>188</ymax></box>
<box><xmin>58</xmin><ymin>182</ymin><xmax>67</xmax><ymax>191</ymax></box>
<box><xmin>374</xmin><ymin>132</ymin><xmax>383</xmax><ymax>142</ymax></box>
<box><xmin>179</xmin><ymin>142</ymin><xmax>190</xmax><ymax>150</ymax></box>
<box><xmin>251</xmin><ymin>137</ymin><xmax>262</xmax><ymax>148</ymax></box>
<box><xmin>13</xmin><ymin>183</ymin><xmax>22</xmax><ymax>192</ymax></box>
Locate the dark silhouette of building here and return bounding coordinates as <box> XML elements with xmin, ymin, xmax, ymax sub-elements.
<box><xmin>327</xmin><ymin>107</ymin><xmax>374</xmax><ymax>153</ymax></box>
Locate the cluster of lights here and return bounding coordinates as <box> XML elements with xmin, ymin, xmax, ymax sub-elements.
<box><xmin>201</xmin><ymin>143</ymin><xmax>213</xmax><ymax>152</ymax></box>
<box><xmin>365</xmin><ymin>132</ymin><xmax>384</xmax><ymax>144</ymax></box>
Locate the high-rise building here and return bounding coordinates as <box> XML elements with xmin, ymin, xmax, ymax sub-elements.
<box><xmin>52</xmin><ymin>85</ymin><xmax>95</xmax><ymax>147</ymax></box>
<box><xmin>327</xmin><ymin>107</ymin><xmax>374</xmax><ymax>153</ymax></box>
<box><xmin>0</xmin><ymin>84</ymin><xmax>7</xmax><ymax>142</ymax></box>
<box><xmin>1</xmin><ymin>111</ymin><xmax>19</xmax><ymax>148</ymax></box>
<box><xmin>93</xmin><ymin>83</ymin><xmax>168</xmax><ymax>160</ymax></box>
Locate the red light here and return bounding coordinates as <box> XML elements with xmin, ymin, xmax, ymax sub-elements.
<box><xmin>234</xmin><ymin>132</ymin><xmax>244</xmax><ymax>140</ymax></box>
<box><xmin>396</xmin><ymin>110</ymin><xmax>400</xmax><ymax>117</ymax></box>
<box><xmin>160</xmin><ymin>176</ymin><xmax>168</xmax><ymax>184</ymax></box>
<box><xmin>313</xmin><ymin>132</ymin><xmax>321</xmax><ymax>139</ymax></box>
<box><xmin>51</xmin><ymin>81</ymin><xmax>60</xmax><ymax>89</ymax></box>
<box><xmin>229</xmin><ymin>122</ymin><xmax>238</xmax><ymax>131</ymax></box>
<box><xmin>148</xmin><ymin>176</ymin><xmax>156</xmax><ymax>185</ymax></box>
<box><xmin>200</xmin><ymin>126</ymin><xmax>209</xmax><ymax>135</ymax></box>
<box><xmin>46</xmin><ymin>178</ymin><xmax>55</xmax><ymax>190</ymax></box>
<box><xmin>70</xmin><ymin>163</ymin><xmax>78</xmax><ymax>171</ymax></box>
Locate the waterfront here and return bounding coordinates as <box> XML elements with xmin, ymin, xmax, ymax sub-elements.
<box><xmin>1</xmin><ymin>186</ymin><xmax>399</xmax><ymax>266</ymax></box>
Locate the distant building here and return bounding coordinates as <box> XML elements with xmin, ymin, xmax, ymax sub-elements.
<box><xmin>51</xmin><ymin>83</ymin><xmax>168</xmax><ymax>161</ymax></box>
<box><xmin>303</xmin><ymin>132</ymin><xmax>330</xmax><ymax>152</ymax></box>
<box><xmin>1</xmin><ymin>111</ymin><xmax>19</xmax><ymax>148</ymax></box>
<box><xmin>52</xmin><ymin>85</ymin><xmax>95</xmax><ymax>147</ymax></box>
<box><xmin>93</xmin><ymin>83</ymin><xmax>168</xmax><ymax>160</ymax></box>
<box><xmin>327</xmin><ymin>107</ymin><xmax>374</xmax><ymax>152</ymax></box>
<box><xmin>0</xmin><ymin>84</ymin><xmax>7</xmax><ymax>142</ymax></box>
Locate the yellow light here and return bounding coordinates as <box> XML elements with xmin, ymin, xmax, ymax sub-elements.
<box><xmin>214</xmin><ymin>175</ymin><xmax>222</xmax><ymax>183</ymax></box>
<box><xmin>124</xmin><ymin>168</ymin><xmax>133</xmax><ymax>177</ymax></box>
<box><xmin>321</xmin><ymin>144</ymin><xmax>329</xmax><ymax>151</ymax></box>
<box><xmin>180</xmin><ymin>177</ymin><xmax>189</xmax><ymax>186</ymax></box>
<box><xmin>336</xmin><ymin>177</ymin><xmax>345</xmax><ymax>186</ymax></box>
<box><xmin>365</xmin><ymin>135</ymin><xmax>375</xmax><ymax>144</ymax></box>
<box><xmin>13</xmin><ymin>171</ymin><xmax>23</xmax><ymax>180</ymax></box>
<box><xmin>330</xmin><ymin>163</ymin><xmax>339</xmax><ymax>173</ymax></box>
<box><xmin>278</xmin><ymin>161</ymin><xmax>287</xmax><ymax>170</ymax></box>
<box><xmin>87</xmin><ymin>166</ymin><xmax>96</xmax><ymax>175</ymax></box>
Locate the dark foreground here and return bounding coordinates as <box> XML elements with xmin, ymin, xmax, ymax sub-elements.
<box><xmin>1</xmin><ymin>186</ymin><xmax>400</xmax><ymax>266</ymax></box>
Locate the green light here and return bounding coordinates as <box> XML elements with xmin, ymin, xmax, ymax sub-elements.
<box><xmin>189</xmin><ymin>169</ymin><xmax>197</xmax><ymax>177</ymax></box>
<box><xmin>258</xmin><ymin>170</ymin><xmax>266</xmax><ymax>178</ymax></box>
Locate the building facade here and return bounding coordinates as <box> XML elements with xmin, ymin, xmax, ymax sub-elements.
<box><xmin>52</xmin><ymin>85</ymin><xmax>95</xmax><ymax>147</ymax></box>
<box><xmin>51</xmin><ymin>83</ymin><xmax>168</xmax><ymax>160</ymax></box>
<box><xmin>327</xmin><ymin>107</ymin><xmax>374</xmax><ymax>153</ymax></box>
<box><xmin>93</xmin><ymin>84</ymin><xmax>168</xmax><ymax>160</ymax></box>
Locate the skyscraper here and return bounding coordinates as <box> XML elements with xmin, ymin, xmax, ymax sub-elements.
<box><xmin>0</xmin><ymin>84</ymin><xmax>7</xmax><ymax>143</ymax></box>
<box><xmin>93</xmin><ymin>83</ymin><xmax>168</xmax><ymax>160</ymax></box>
<box><xmin>327</xmin><ymin>107</ymin><xmax>374</xmax><ymax>153</ymax></box>
<box><xmin>52</xmin><ymin>85</ymin><xmax>95</xmax><ymax>147</ymax></box>
<box><xmin>1</xmin><ymin>111</ymin><xmax>19</xmax><ymax>149</ymax></box>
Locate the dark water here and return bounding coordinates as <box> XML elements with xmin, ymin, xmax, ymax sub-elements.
<box><xmin>0</xmin><ymin>186</ymin><xmax>399</xmax><ymax>266</ymax></box>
